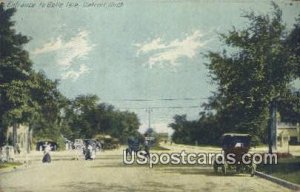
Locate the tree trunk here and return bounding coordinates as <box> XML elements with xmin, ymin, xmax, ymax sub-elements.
<box><xmin>12</xmin><ymin>122</ymin><xmax>18</xmax><ymax>147</ymax></box>
<box><xmin>27</xmin><ymin>124</ymin><xmax>32</xmax><ymax>153</ymax></box>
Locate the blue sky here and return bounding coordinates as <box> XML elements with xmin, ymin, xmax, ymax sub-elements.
<box><xmin>6</xmin><ymin>0</ymin><xmax>300</xmax><ymax>134</ymax></box>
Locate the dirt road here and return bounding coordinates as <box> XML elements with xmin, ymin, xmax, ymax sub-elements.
<box><xmin>0</xmin><ymin>147</ymin><xmax>291</xmax><ymax>192</ymax></box>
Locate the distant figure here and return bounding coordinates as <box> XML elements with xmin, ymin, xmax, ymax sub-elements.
<box><xmin>96</xmin><ymin>141</ymin><xmax>102</xmax><ymax>152</ymax></box>
<box><xmin>144</xmin><ymin>140</ymin><xmax>150</xmax><ymax>157</ymax></box>
<box><xmin>74</xmin><ymin>147</ymin><xmax>81</xmax><ymax>160</ymax></box>
<box><xmin>90</xmin><ymin>144</ymin><xmax>96</xmax><ymax>160</ymax></box>
<box><xmin>5</xmin><ymin>146</ymin><xmax>10</xmax><ymax>161</ymax></box>
<box><xmin>15</xmin><ymin>143</ymin><xmax>21</xmax><ymax>154</ymax></box>
<box><xmin>0</xmin><ymin>147</ymin><xmax>3</xmax><ymax>162</ymax></box>
<box><xmin>85</xmin><ymin>142</ymin><xmax>96</xmax><ymax>160</ymax></box>
<box><xmin>5</xmin><ymin>145</ymin><xmax>14</xmax><ymax>162</ymax></box>
<box><xmin>42</xmin><ymin>142</ymin><xmax>51</xmax><ymax>163</ymax></box>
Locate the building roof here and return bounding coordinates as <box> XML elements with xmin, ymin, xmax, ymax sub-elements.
<box><xmin>277</xmin><ymin>122</ymin><xmax>298</xmax><ymax>129</ymax></box>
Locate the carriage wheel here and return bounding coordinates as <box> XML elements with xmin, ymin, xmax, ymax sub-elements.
<box><xmin>250</xmin><ymin>163</ymin><xmax>256</xmax><ymax>177</ymax></box>
<box><xmin>126</xmin><ymin>148</ymin><xmax>132</xmax><ymax>158</ymax></box>
<box><xmin>213</xmin><ymin>161</ymin><xmax>218</xmax><ymax>173</ymax></box>
<box><xmin>236</xmin><ymin>166</ymin><xmax>240</xmax><ymax>173</ymax></box>
<box><xmin>221</xmin><ymin>163</ymin><xmax>227</xmax><ymax>175</ymax></box>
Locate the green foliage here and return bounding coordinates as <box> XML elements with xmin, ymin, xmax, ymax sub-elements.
<box><xmin>258</xmin><ymin>157</ymin><xmax>300</xmax><ymax>185</ymax></box>
<box><xmin>0</xmin><ymin>3</ymin><xmax>141</xmax><ymax>148</ymax></box>
<box><xmin>170</xmin><ymin>3</ymin><xmax>300</xmax><ymax>145</ymax></box>
<box><xmin>251</xmin><ymin>135</ymin><xmax>263</xmax><ymax>147</ymax></box>
<box><xmin>170</xmin><ymin>114</ymin><xmax>220</xmax><ymax>145</ymax></box>
<box><xmin>0</xmin><ymin>4</ymin><xmax>72</xmax><ymax>146</ymax></box>
<box><xmin>0</xmin><ymin>162</ymin><xmax>22</xmax><ymax>169</ymax></box>
<box><xmin>206</xmin><ymin>3</ymin><xmax>290</xmax><ymax>139</ymax></box>
<box><xmin>0</xmin><ymin>3</ymin><xmax>34</xmax><ymax>145</ymax></box>
<box><xmin>277</xmin><ymin>89</ymin><xmax>300</xmax><ymax>123</ymax></box>
<box><xmin>63</xmin><ymin>96</ymin><xmax>140</xmax><ymax>143</ymax></box>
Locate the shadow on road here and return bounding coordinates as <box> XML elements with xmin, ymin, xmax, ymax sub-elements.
<box><xmin>163</xmin><ymin>167</ymin><xmax>251</xmax><ymax>177</ymax></box>
<box><xmin>60</xmin><ymin>182</ymin><xmax>171</xmax><ymax>192</ymax></box>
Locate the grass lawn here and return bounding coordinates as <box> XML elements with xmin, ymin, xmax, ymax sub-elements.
<box><xmin>272</xmin><ymin>172</ymin><xmax>300</xmax><ymax>185</ymax></box>
<box><xmin>151</xmin><ymin>145</ymin><xmax>170</xmax><ymax>151</ymax></box>
<box><xmin>257</xmin><ymin>156</ymin><xmax>300</xmax><ymax>185</ymax></box>
<box><xmin>0</xmin><ymin>162</ymin><xmax>23</xmax><ymax>169</ymax></box>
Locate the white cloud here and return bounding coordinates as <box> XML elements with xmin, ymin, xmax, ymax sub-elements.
<box><xmin>61</xmin><ymin>64</ymin><xmax>90</xmax><ymax>81</ymax></box>
<box><xmin>33</xmin><ymin>30</ymin><xmax>94</xmax><ymax>80</ymax></box>
<box><xmin>33</xmin><ymin>37</ymin><xmax>63</xmax><ymax>54</ymax></box>
<box><xmin>135</xmin><ymin>38</ymin><xmax>167</xmax><ymax>55</ymax></box>
<box><xmin>134</xmin><ymin>31</ymin><xmax>206</xmax><ymax>68</ymax></box>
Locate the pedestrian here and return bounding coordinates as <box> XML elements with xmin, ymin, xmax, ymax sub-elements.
<box><xmin>0</xmin><ymin>146</ymin><xmax>3</xmax><ymax>162</ymax></box>
<box><xmin>85</xmin><ymin>142</ymin><xmax>92</xmax><ymax>160</ymax></box>
<box><xmin>16</xmin><ymin>143</ymin><xmax>21</xmax><ymax>154</ymax></box>
<box><xmin>42</xmin><ymin>142</ymin><xmax>51</xmax><ymax>163</ymax></box>
<box><xmin>90</xmin><ymin>144</ymin><xmax>96</xmax><ymax>160</ymax></box>
<box><xmin>74</xmin><ymin>146</ymin><xmax>81</xmax><ymax>160</ymax></box>
<box><xmin>144</xmin><ymin>140</ymin><xmax>150</xmax><ymax>158</ymax></box>
<box><xmin>5</xmin><ymin>145</ymin><xmax>10</xmax><ymax>162</ymax></box>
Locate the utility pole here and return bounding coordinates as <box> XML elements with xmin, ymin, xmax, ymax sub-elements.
<box><xmin>269</xmin><ymin>99</ymin><xmax>277</xmax><ymax>153</ymax></box>
<box><xmin>146</xmin><ymin>108</ymin><xmax>152</xmax><ymax>129</ymax></box>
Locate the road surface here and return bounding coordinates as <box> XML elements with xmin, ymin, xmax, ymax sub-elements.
<box><xmin>0</xmin><ymin>146</ymin><xmax>291</xmax><ymax>192</ymax></box>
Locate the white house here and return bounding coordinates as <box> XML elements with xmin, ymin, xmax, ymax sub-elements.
<box><xmin>277</xmin><ymin>122</ymin><xmax>300</xmax><ymax>147</ymax></box>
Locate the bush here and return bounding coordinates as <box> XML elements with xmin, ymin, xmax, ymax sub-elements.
<box><xmin>251</xmin><ymin>135</ymin><xmax>263</xmax><ymax>147</ymax></box>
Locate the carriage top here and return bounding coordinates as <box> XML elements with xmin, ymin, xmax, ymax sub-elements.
<box><xmin>221</xmin><ymin>133</ymin><xmax>251</xmax><ymax>152</ymax></box>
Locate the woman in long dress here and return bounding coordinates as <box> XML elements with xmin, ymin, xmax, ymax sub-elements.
<box><xmin>90</xmin><ymin>145</ymin><xmax>96</xmax><ymax>160</ymax></box>
<box><xmin>42</xmin><ymin>143</ymin><xmax>51</xmax><ymax>163</ymax></box>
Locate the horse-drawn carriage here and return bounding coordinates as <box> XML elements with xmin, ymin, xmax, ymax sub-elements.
<box><xmin>213</xmin><ymin>133</ymin><xmax>256</xmax><ymax>176</ymax></box>
<box><xmin>126</xmin><ymin>137</ymin><xmax>141</xmax><ymax>157</ymax></box>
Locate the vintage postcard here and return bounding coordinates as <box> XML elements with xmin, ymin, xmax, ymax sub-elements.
<box><xmin>0</xmin><ymin>0</ymin><xmax>300</xmax><ymax>191</ymax></box>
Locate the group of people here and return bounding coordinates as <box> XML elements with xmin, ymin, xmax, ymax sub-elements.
<box><xmin>41</xmin><ymin>137</ymin><xmax>151</xmax><ymax>163</ymax></box>
<box><xmin>42</xmin><ymin>140</ymin><xmax>102</xmax><ymax>163</ymax></box>
<box><xmin>74</xmin><ymin>140</ymin><xmax>101</xmax><ymax>161</ymax></box>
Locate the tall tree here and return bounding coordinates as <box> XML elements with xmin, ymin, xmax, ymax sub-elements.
<box><xmin>170</xmin><ymin>4</ymin><xmax>300</xmax><ymax>146</ymax></box>
<box><xmin>205</xmin><ymin>3</ymin><xmax>297</xmax><ymax>141</ymax></box>
<box><xmin>0</xmin><ymin>4</ymin><xmax>67</xmax><ymax>147</ymax></box>
<box><xmin>0</xmin><ymin>3</ymin><xmax>34</xmax><ymax>146</ymax></box>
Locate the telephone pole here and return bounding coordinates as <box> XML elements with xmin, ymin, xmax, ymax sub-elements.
<box><xmin>269</xmin><ymin>98</ymin><xmax>277</xmax><ymax>153</ymax></box>
<box><xmin>146</xmin><ymin>108</ymin><xmax>152</xmax><ymax>129</ymax></box>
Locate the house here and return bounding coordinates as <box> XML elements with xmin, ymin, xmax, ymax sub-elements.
<box><xmin>6</xmin><ymin>124</ymin><xmax>32</xmax><ymax>153</ymax></box>
<box><xmin>157</xmin><ymin>132</ymin><xmax>170</xmax><ymax>143</ymax></box>
<box><xmin>277</xmin><ymin>122</ymin><xmax>300</xmax><ymax>147</ymax></box>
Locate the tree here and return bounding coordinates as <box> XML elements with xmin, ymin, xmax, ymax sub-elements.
<box><xmin>205</xmin><ymin>3</ymin><xmax>296</xmax><ymax>141</ymax></box>
<box><xmin>169</xmin><ymin>113</ymin><xmax>220</xmax><ymax>145</ymax></box>
<box><xmin>0</xmin><ymin>3</ymin><xmax>141</xmax><ymax>148</ymax></box>
<box><xmin>277</xmin><ymin>15</ymin><xmax>300</xmax><ymax>123</ymax></box>
<box><xmin>170</xmin><ymin>4</ymin><xmax>300</xmax><ymax>146</ymax></box>
<box><xmin>63</xmin><ymin>95</ymin><xmax>99</xmax><ymax>139</ymax></box>
<box><xmin>63</xmin><ymin>95</ymin><xmax>140</xmax><ymax>143</ymax></box>
<box><xmin>28</xmin><ymin>72</ymin><xmax>68</xmax><ymax>144</ymax></box>
<box><xmin>0</xmin><ymin>3</ymin><xmax>34</xmax><ymax>146</ymax></box>
<box><xmin>286</xmin><ymin>15</ymin><xmax>300</xmax><ymax>78</ymax></box>
<box><xmin>0</xmin><ymin>4</ymin><xmax>67</xmax><ymax>148</ymax></box>
<box><xmin>169</xmin><ymin>115</ymin><xmax>192</xmax><ymax>144</ymax></box>
<box><xmin>277</xmin><ymin>89</ymin><xmax>300</xmax><ymax>123</ymax></box>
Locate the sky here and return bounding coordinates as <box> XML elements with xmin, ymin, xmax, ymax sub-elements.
<box><xmin>5</xmin><ymin>0</ymin><xmax>300</xmax><ymax>135</ymax></box>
